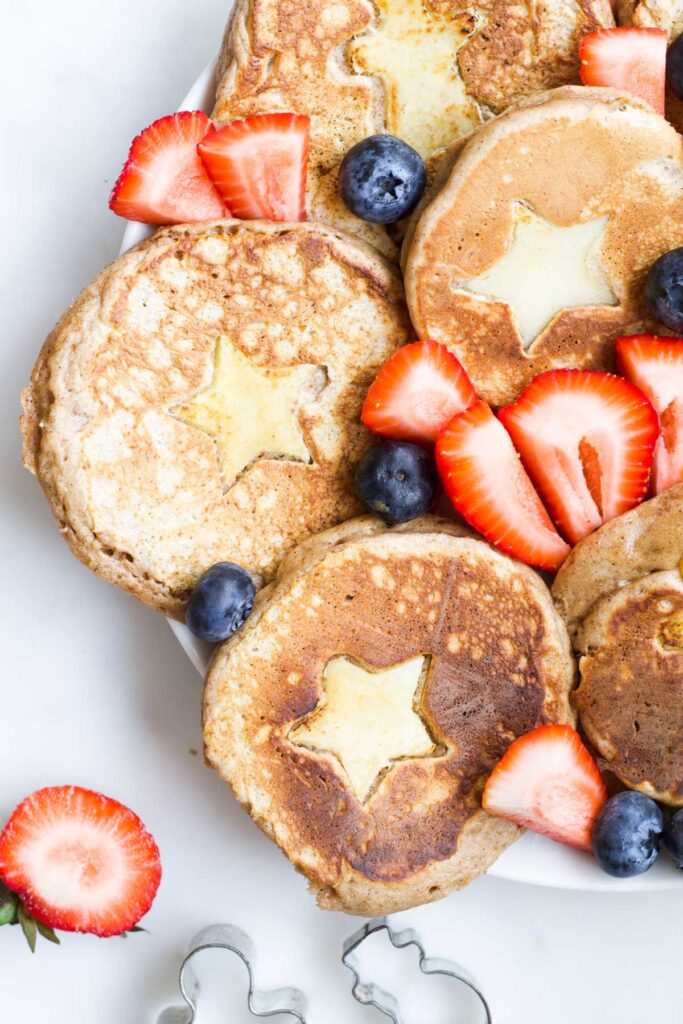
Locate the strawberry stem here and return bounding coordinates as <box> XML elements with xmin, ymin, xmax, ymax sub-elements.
<box><xmin>0</xmin><ymin>879</ymin><xmax>60</xmax><ymax>951</ymax></box>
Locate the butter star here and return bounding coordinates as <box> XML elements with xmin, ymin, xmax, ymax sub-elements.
<box><xmin>173</xmin><ymin>336</ymin><xmax>323</xmax><ymax>488</ymax></box>
<box><xmin>348</xmin><ymin>0</ymin><xmax>484</xmax><ymax>158</ymax></box>
<box><xmin>289</xmin><ymin>655</ymin><xmax>438</xmax><ymax>802</ymax></box>
<box><xmin>461</xmin><ymin>204</ymin><xmax>617</xmax><ymax>348</ymax></box>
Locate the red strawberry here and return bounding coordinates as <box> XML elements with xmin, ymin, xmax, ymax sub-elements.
<box><xmin>616</xmin><ymin>334</ymin><xmax>683</xmax><ymax>494</ymax></box>
<box><xmin>198</xmin><ymin>113</ymin><xmax>310</xmax><ymax>222</ymax></box>
<box><xmin>482</xmin><ymin>724</ymin><xmax>608</xmax><ymax>851</ymax></box>
<box><xmin>435</xmin><ymin>400</ymin><xmax>570</xmax><ymax>570</ymax></box>
<box><xmin>361</xmin><ymin>341</ymin><xmax>477</xmax><ymax>445</ymax></box>
<box><xmin>0</xmin><ymin>786</ymin><xmax>161</xmax><ymax>939</ymax></box>
<box><xmin>109</xmin><ymin>111</ymin><xmax>226</xmax><ymax>225</ymax></box>
<box><xmin>499</xmin><ymin>370</ymin><xmax>658</xmax><ymax>546</ymax></box>
<box><xmin>579</xmin><ymin>27</ymin><xmax>667</xmax><ymax>114</ymax></box>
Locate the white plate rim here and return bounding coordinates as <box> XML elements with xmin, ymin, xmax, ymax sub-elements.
<box><xmin>119</xmin><ymin>58</ymin><xmax>683</xmax><ymax>894</ymax></box>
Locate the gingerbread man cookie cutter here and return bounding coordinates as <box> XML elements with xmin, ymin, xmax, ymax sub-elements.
<box><xmin>156</xmin><ymin>923</ymin><xmax>308</xmax><ymax>1023</ymax></box>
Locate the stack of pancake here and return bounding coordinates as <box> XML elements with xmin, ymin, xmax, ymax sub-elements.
<box><xmin>21</xmin><ymin>0</ymin><xmax>683</xmax><ymax>912</ymax></box>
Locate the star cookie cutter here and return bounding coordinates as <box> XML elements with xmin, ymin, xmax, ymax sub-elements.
<box><xmin>342</xmin><ymin>917</ymin><xmax>492</xmax><ymax>1024</ymax></box>
<box><xmin>156</xmin><ymin>923</ymin><xmax>308</xmax><ymax>1024</ymax></box>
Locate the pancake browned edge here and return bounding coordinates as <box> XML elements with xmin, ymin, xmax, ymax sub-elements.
<box><xmin>213</xmin><ymin>0</ymin><xmax>612</xmax><ymax>260</ymax></box>
<box><xmin>21</xmin><ymin>221</ymin><xmax>409</xmax><ymax>618</ymax></box>
<box><xmin>553</xmin><ymin>484</ymin><xmax>683</xmax><ymax>806</ymax></box>
<box><xmin>618</xmin><ymin>0</ymin><xmax>683</xmax><ymax>132</ymax></box>
<box><xmin>204</xmin><ymin>515</ymin><xmax>575</xmax><ymax>915</ymax></box>
<box><xmin>404</xmin><ymin>86</ymin><xmax>683</xmax><ymax>407</ymax></box>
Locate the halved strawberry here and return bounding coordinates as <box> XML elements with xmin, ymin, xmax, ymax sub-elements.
<box><xmin>109</xmin><ymin>111</ymin><xmax>226</xmax><ymax>224</ymax></box>
<box><xmin>361</xmin><ymin>341</ymin><xmax>477</xmax><ymax>445</ymax></box>
<box><xmin>198</xmin><ymin>113</ymin><xmax>310</xmax><ymax>221</ymax></box>
<box><xmin>435</xmin><ymin>400</ymin><xmax>570</xmax><ymax>570</ymax></box>
<box><xmin>0</xmin><ymin>786</ymin><xmax>161</xmax><ymax>938</ymax></box>
<box><xmin>616</xmin><ymin>334</ymin><xmax>683</xmax><ymax>494</ymax></box>
<box><xmin>579</xmin><ymin>27</ymin><xmax>667</xmax><ymax>114</ymax></box>
<box><xmin>499</xmin><ymin>370</ymin><xmax>658</xmax><ymax>546</ymax></box>
<box><xmin>482</xmin><ymin>724</ymin><xmax>608</xmax><ymax>851</ymax></box>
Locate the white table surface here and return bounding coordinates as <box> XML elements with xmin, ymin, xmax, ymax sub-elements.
<box><xmin>1</xmin><ymin>2</ymin><xmax>682</xmax><ymax>1021</ymax></box>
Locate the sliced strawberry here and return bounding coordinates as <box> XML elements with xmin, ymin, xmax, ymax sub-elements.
<box><xmin>435</xmin><ymin>400</ymin><xmax>570</xmax><ymax>570</ymax></box>
<box><xmin>198</xmin><ymin>113</ymin><xmax>310</xmax><ymax>222</ymax></box>
<box><xmin>361</xmin><ymin>341</ymin><xmax>477</xmax><ymax>445</ymax></box>
<box><xmin>0</xmin><ymin>786</ymin><xmax>161</xmax><ymax>937</ymax></box>
<box><xmin>109</xmin><ymin>111</ymin><xmax>226</xmax><ymax>225</ymax></box>
<box><xmin>499</xmin><ymin>370</ymin><xmax>658</xmax><ymax>546</ymax></box>
<box><xmin>616</xmin><ymin>334</ymin><xmax>683</xmax><ymax>494</ymax></box>
<box><xmin>482</xmin><ymin>724</ymin><xmax>608</xmax><ymax>851</ymax></box>
<box><xmin>579</xmin><ymin>27</ymin><xmax>667</xmax><ymax>114</ymax></box>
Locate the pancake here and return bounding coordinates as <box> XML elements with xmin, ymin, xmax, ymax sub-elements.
<box><xmin>404</xmin><ymin>87</ymin><xmax>683</xmax><ymax>407</ymax></box>
<box><xmin>213</xmin><ymin>0</ymin><xmax>613</xmax><ymax>259</ymax></box>
<box><xmin>553</xmin><ymin>484</ymin><xmax>683</xmax><ymax>806</ymax></box>
<box><xmin>618</xmin><ymin>0</ymin><xmax>683</xmax><ymax>132</ymax></box>
<box><xmin>204</xmin><ymin>515</ymin><xmax>575</xmax><ymax>915</ymax></box>
<box><xmin>21</xmin><ymin>221</ymin><xmax>409</xmax><ymax>618</ymax></box>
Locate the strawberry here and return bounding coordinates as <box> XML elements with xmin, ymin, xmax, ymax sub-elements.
<box><xmin>361</xmin><ymin>341</ymin><xmax>477</xmax><ymax>445</ymax></box>
<box><xmin>482</xmin><ymin>724</ymin><xmax>609</xmax><ymax>851</ymax></box>
<box><xmin>616</xmin><ymin>334</ymin><xmax>683</xmax><ymax>494</ymax></box>
<box><xmin>498</xmin><ymin>370</ymin><xmax>658</xmax><ymax>546</ymax></box>
<box><xmin>435</xmin><ymin>400</ymin><xmax>570</xmax><ymax>570</ymax></box>
<box><xmin>198</xmin><ymin>113</ymin><xmax>310</xmax><ymax>221</ymax></box>
<box><xmin>0</xmin><ymin>786</ymin><xmax>161</xmax><ymax>942</ymax></box>
<box><xmin>579</xmin><ymin>27</ymin><xmax>667</xmax><ymax>114</ymax></box>
<box><xmin>109</xmin><ymin>111</ymin><xmax>226</xmax><ymax>225</ymax></box>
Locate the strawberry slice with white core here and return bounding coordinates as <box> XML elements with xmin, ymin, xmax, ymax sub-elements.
<box><xmin>483</xmin><ymin>724</ymin><xmax>608</xmax><ymax>851</ymax></box>
<box><xmin>109</xmin><ymin>111</ymin><xmax>226</xmax><ymax>224</ymax></box>
<box><xmin>616</xmin><ymin>334</ymin><xmax>683</xmax><ymax>494</ymax></box>
<box><xmin>361</xmin><ymin>340</ymin><xmax>477</xmax><ymax>445</ymax></box>
<box><xmin>579</xmin><ymin>27</ymin><xmax>667</xmax><ymax>114</ymax></box>
<box><xmin>0</xmin><ymin>786</ymin><xmax>161</xmax><ymax>937</ymax></box>
<box><xmin>499</xmin><ymin>370</ymin><xmax>658</xmax><ymax>546</ymax></box>
<box><xmin>435</xmin><ymin>400</ymin><xmax>570</xmax><ymax>570</ymax></box>
<box><xmin>198</xmin><ymin>113</ymin><xmax>310</xmax><ymax>221</ymax></box>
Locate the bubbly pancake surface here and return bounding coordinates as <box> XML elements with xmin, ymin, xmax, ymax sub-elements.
<box><xmin>405</xmin><ymin>88</ymin><xmax>683</xmax><ymax>406</ymax></box>
<box><xmin>575</xmin><ymin>573</ymin><xmax>683</xmax><ymax>805</ymax></box>
<box><xmin>21</xmin><ymin>221</ymin><xmax>409</xmax><ymax>616</ymax></box>
<box><xmin>214</xmin><ymin>0</ymin><xmax>612</xmax><ymax>258</ymax></box>
<box><xmin>204</xmin><ymin>516</ymin><xmax>575</xmax><ymax>915</ymax></box>
<box><xmin>553</xmin><ymin>484</ymin><xmax>683</xmax><ymax>806</ymax></box>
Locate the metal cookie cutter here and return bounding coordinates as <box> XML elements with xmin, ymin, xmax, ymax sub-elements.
<box><xmin>157</xmin><ymin>923</ymin><xmax>308</xmax><ymax>1024</ymax></box>
<box><xmin>342</xmin><ymin>917</ymin><xmax>492</xmax><ymax>1024</ymax></box>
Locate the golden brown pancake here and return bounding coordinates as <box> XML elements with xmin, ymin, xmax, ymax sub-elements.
<box><xmin>214</xmin><ymin>0</ymin><xmax>613</xmax><ymax>259</ymax></box>
<box><xmin>404</xmin><ymin>87</ymin><xmax>683</xmax><ymax>407</ymax></box>
<box><xmin>553</xmin><ymin>484</ymin><xmax>683</xmax><ymax>806</ymax></box>
<box><xmin>204</xmin><ymin>515</ymin><xmax>576</xmax><ymax>915</ymax></box>
<box><xmin>21</xmin><ymin>221</ymin><xmax>409</xmax><ymax>617</ymax></box>
<box><xmin>618</xmin><ymin>0</ymin><xmax>683</xmax><ymax>132</ymax></box>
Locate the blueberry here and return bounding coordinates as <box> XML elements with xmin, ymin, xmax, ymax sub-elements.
<box><xmin>663</xmin><ymin>808</ymin><xmax>683</xmax><ymax>868</ymax></box>
<box><xmin>339</xmin><ymin>135</ymin><xmax>426</xmax><ymax>224</ymax></box>
<box><xmin>592</xmin><ymin>791</ymin><xmax>663</xmax><ymax>878</ymax></box>
<box><xmin>185</xmin><ymin>562</ymin><xmax>255</xmax><ymax>643</ymax></box>
<box><xmin>645</xmin><ymin>247</ymin><xmax>683</xmax><ymax>332</ymax></box>
<box><xmin>355</xmin><ymin>440</ymin><xmax>437</xmax><ymax>524</ymax></box>
<box><xmin>666</xmin><ymin>33</ymin><xmax>683</xmax><ymax>102</ymax></box>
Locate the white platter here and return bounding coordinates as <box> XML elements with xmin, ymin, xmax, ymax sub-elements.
<box><xmin>120</xmin><ymin>60</ymin><xmax>682</xmax><ymax>893</ymax></box>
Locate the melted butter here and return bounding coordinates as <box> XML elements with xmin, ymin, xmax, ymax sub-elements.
<box><xmin>173</xmin><ymin>336</ymin><xmax>322</xmax><ymax>488</ymax></box>
<box><xmin>348</xmin><ymin>0</ymin><xmax>484</xmax><ymax>158</ymax></box>
<box><xmin>461</xmin><ymin>205</ymin><xmax>617</xmax><ymax>348</ymax></box>
<box><xmin>289</xmin><ymin>655</ymin><xmax>436</xmax><ymax>802</ymax></box>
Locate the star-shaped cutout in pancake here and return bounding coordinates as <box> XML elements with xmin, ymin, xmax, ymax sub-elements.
<box><xmin>461</xmin><ymin>203</ymin><xmax>617</xmax><ymax>348</ymax></box>
<box><xmin>289</xmin><ymin>655</ymin><xmax>438</xmax><ymax>803</ymax></box>
<box><xmin>173</xmin><ymin>336</ymin><xmax>324</xmax><ymax>488</ymax></box>
<box><xmin>349</xmin><ymin>0</ymin><xmax>484</xmax><ymax>158</ymax></box>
